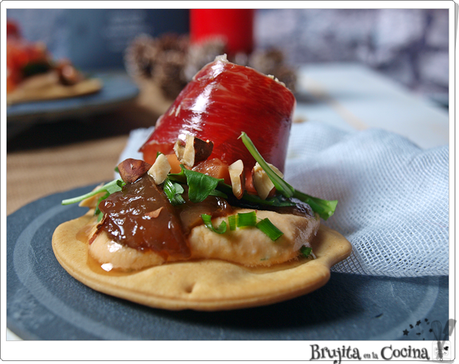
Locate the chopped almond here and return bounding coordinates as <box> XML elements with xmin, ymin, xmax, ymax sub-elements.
<box><xmin>174</xmin><ymin>134</ymin><xmax>214</xmax><ymax>168</ymax></box>
<box><xmin>181</xmin><ymin>134</ymin><xmax>196</xmax><ymax>167</ymax></box>
<box><xmin>252</xmin><ymin>162</ymin><xmax>284</xmax><ymax>200</ymax></box>
<box><xmin>173</xmin><ymin>139</ymin><xmax>185</xmax><ymax>161</ymax></box>
<box><xmin>228</xmin><ymin>159</ymin><xmax>245</xmax><ymax>199</ymax></box>
<box><xmin>148</xmin><ymin>153</ymin><xmax>171</xmax><ymax>185</ymax></box>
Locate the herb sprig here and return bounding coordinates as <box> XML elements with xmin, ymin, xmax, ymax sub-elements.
<box><xmin>61</xmin><ymin>178</ymin><xmax>126</xmax><ymax>221</ymax></box>
<box><xmin>163</xmin><ymin>177</ymin><xmax>186</xmax><ymax>205</ymax></box>
<box><xmin>239</xmin><ymin>132</ymin><xmax>337</xmax><ymax>220</ymax></box>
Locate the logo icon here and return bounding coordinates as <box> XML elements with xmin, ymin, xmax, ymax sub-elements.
<box><xmin>433</xmin><ymin>341</ymin><xmax>451</xmax><ymax>361</ymax></box>
<box><xmin>431</xmin><ymin>319</ymin><xmax>456</xmax><ymax>360</ymax></box>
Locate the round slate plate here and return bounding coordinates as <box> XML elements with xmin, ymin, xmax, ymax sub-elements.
<box><xmin>7</xmin><ymin>72</ymin><xmax>139</xmax><ymax>136</ymax></box>
<box><xmin>7</xmin><ymin>185</ymin><xmax>448</xmax><ymax>340</ymax></box>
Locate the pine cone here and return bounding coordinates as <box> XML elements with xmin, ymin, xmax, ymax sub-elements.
<box><xmin>248</xmin><ymin>48</ymin><xmax>297</xmax><ymax>92</ymax></box>
<box><xmin>124</xmin><ymin>34</ymin><xmax>158</xmax><ymax>79</ymax></box>
<box><xmin>125</xmin><ymin>33</ymin><xmax>190</xmax><ymax>100</ymax></box>
<box><xmin>125</xmin><ymin>34</ymin><xmax>297</xmax><ymax>100</ymax></box>
<box><xmin>183</xmin><ymin>37</ymin><xmax>227</xmax><ymax>81</ymax></box>
<box><xmin>154</xmin><ymin>48</ymin><xmax>188</xmax><ymax>100</ymax></box>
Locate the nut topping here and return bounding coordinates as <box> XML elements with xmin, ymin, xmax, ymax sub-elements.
<box><xmin>173</xmin><ymin>139</ymin><xmax>185</xmax><ymax>162</ymax></box>
<box><xmin>252</xmin><ymin>162</ymin><xmax>284</xmax><ymax>199</ymax></box>
<box><xmin>174</xmin><ymin>134</ymin><xmax>214</xmax><ymax>168</ymax></box>
<box><xmin>228</xmin><ymin>159</ymin><xmax>245</xmax><ymax>199</ymax></box>
<box><xmin>181</xmin><ymin>134</ymin><xmax>196</xmax><ymax>167</ymax></box>
<box><xmin>193</xmin><ymin>137</ymin><xmax>214</xmax><ymax>165</ymax></box>
<box><xmin>148</xmin><ymin>153</ymin><xmax>171</xmax><ymax>184</ymax></box>
<box><xmin>118</xmin><ymin>158</ymin><xmax>152</xmax><ymax>183</ymax></box>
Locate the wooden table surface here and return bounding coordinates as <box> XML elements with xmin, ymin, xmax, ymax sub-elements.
<box><xmin>7</xmin><ymin>81</ymin><xmax>169</xmax><ymax>216</ymax></box>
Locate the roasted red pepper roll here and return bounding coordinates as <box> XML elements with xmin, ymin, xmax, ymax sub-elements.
<box><xmin>140</xmin><ymin>55</ymin><xmax>296</xmax><ymax>177</ymax></box>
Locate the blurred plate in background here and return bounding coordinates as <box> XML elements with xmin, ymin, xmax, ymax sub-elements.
<box><xmin>7</xmin><ymin>72</ymin><xmax>139</xmax><ymax>139</ymax></box>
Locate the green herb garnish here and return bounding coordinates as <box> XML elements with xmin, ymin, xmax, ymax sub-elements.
<box><xmin>239</xmin><ymin>132</ymin><xmax>338</xmax><ymax>220</ymax></box>
<box><xmin>201</xmin><ymin>214</ymin><xmax>227</xmax><ymax>234</ymax></box>
<box><xmin>239</xmin><ymin>132</ymin><xmax>295</xmax><ymax>198</ymax></box>
<box><xmin>61</xmin><ymin>178</ymin><xmax>126</xmax><ymax>221</ymax></box>
<box><xmin>300</xmin><ymin>246</ymin><xmax>313</xmax><ymax>258</ymax></box>
<box><xmin>163</xmin><ymin>177</ymin><xmax>186</xmax><ymax>205</ymax></box>
<box><xmin>236</xmin><ymin>211</ymin><xmax>257</xmax><ymax>227</ymax></box>
<box><xmin>169</xmin><ymin>165</ymin><xmax>225</xmax><ymax>203</ymax></box>
<box><xmin>208</xmin><ymin>189</ymin><xmax>228</xmax><ymax>199</ymax></box>
<box><xmin>292</xmin><ymin>190</ymin><xmax>338</xmax><ymax>221</ymax></box>
<box><xmin>256</xmin><ymin>218</ymin><xmax>284</xmax><ymax>241</ymax></box>
<box><xmin>202</xmin><ymin>210</ymin><xmax>284</xmax><ymax>242</ymax></box>
<box><xmin>61</xmin><ymin>179</ymin><xmax>125</xmax><ymax>206</ymax></box>
<box><xmin>228</xmin><ymin>215</ymin><xmax>237</xmax><ymax>231</ymax></box>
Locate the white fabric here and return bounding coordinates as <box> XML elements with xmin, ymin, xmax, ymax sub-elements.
<box><xmin>119</xmin><ymin>121</ymin><xmax>449</xmax><ymax>277</ymax></box>
<box><xmin>118</xmin><ymin>126</ymin><xmax>154</xmax><ymax>163</ymax></box>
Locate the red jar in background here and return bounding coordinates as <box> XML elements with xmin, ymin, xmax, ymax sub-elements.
<box><xmin>190</xmin><ymin>9</ymin><xmax>254</xmax><ymax>56</ymax></box>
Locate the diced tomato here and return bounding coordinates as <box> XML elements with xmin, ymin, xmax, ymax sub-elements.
<box><xmin>244</xmin><ymin>172</ymin><xmax>258</xmax><ymax>195</ymax></box>
<box><xmin>192</xmin><ymin>158</ymin><xmax>231</xmax><ymax>185</ymax></box>
<box><xmin>166</xmin><ymin>153</ymin><xmax>182</xmax><ymax>174</ymax></box>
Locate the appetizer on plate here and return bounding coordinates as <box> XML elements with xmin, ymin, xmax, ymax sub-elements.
<box><xmin>7</xmin><ymin>20</ymin><xmax>102</xmax><ymax>105</ymax></box>
<box><xmin>52</xmin><ymin>55</ymin><xmax>351</xmax><ymax>311</ymax></box>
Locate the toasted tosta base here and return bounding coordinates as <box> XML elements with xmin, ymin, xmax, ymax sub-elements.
<box><xmin>7</xmin><ymin>72</ymin><xmax>102</xmax><ymax>105</ymax></box>
<box><xmin>52</xmin><ymin>212</ymin><xmax>352</xmax><ymax>311</ymax></box>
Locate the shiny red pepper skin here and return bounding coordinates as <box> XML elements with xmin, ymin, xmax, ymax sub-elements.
<box><xmin>140</xmin><ymin>57</ymin><xmax>296</xmax><ymax>175</ymax></box>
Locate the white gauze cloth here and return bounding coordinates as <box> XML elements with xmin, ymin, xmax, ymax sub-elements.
<box><xmin>119</xmin><ymin>121</ymin><xmax>449</xmax><ymax>277</ymax></box>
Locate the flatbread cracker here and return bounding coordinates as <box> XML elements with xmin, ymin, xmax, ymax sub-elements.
<box><xmin>52</xmin><ymin>211</ymin><xmax>352</xmax><ymax>311</ymax></box>
<box><xmin>7</xmin><ymin>71</ymin><xmax>102</xmax><ymax>105</ymax></box>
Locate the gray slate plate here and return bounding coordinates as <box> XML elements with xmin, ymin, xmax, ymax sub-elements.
<box><xmin>7</xmin><ymin>72</ymin><xmax>139</xmax><ymax>139</ymax></box>
<box><xmin>7</xmin><ymin>185</ymin><xmax>448</xmax><ymax>340</ymax></box>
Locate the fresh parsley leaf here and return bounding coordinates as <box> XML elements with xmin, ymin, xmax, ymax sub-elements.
<box><xmin>208</xmin><ymin>189</ymin><xmax>228</xmax><ymax>199</ymax></box>
<box><xmin>163</xmin><ymin>177</ymin><xmax>185</xmax><ymax>205</ymax></box>
<box><xmin>181</xmin><ymin>166</ymin><xmax>224</xmax><ymax>203</ymax></box>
